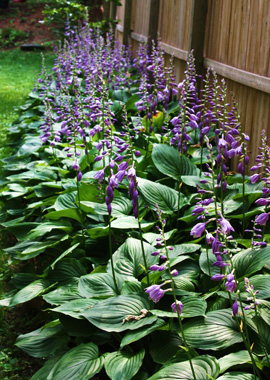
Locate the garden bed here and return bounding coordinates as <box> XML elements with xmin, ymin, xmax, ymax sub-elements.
<box><xmin>1</xmin><ymin>23</ymin><xmax>270</xmax><ymax>380</ymax></box>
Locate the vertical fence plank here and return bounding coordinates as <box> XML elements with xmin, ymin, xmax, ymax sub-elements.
<box><xmin>122</xmin><ymin>0</ymin><xmax>133</xmax><ymax>45</ymax></box>
<box><xmin>188</xmin><ymin>0</ymin><xmax>208</xmax><ymax>76</ymax></box>
<box><xmin>147</xmin><ymin>0</ymin><xmax>160</xmax><ymax>44</ymax></box>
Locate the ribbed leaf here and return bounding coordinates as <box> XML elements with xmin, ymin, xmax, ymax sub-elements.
<box><xmin>10</xmin><ymin>279</ymin><xmax>51</xmax><ymax>307</ymax></box>
<box><xmin>233</xmin><ymin>245</ymin><xmax>270</xmax><ymax>278</ymax></box>
<box><xmin>107</xmin><ymin>237</ymin><xmax>159</xmax><ymax>277</ymax></box>
<box><xmin>78</xmin><ymin>273</ymin><xmax>122</xmax><ymax>298</ymax></box>
<box><xmin>149</xmin><ymin>331</ymin><xmax>183</xmax><ymax>364</ymax></box>
<box><xmin>152</xmin><ymin>144</ymin><xmax>199</xmax><ymax>180</ymax></box>
<box><xmin>47</xmin><ymin>343</ymin><xmax>104</xmax><ymax>380</ymax></box>
<box><xmin>147</xmin><ymin>355</ymin><xmax>220</xmax><ymax>380</ymax></box>
<box><xmin>43</xmin><ymin>284</ymin><xmax>82</xmax><ymax>305</ymax></box>
<box><xmin>104</xmin><ymin>349</ymin><xmax>145</xmax><ymax>380</ymax></box>
<box><xmin>238</xmin><ymin>275</ymin><xmax>270</xmax><ymax>300</ymax></box>
<box><xmin>217</xmin><ymin>373</ymin><xmax>255</xmax><ymax>380</ymax></box>
<box><xmin>82</xmin><ymin>295</ymin><xmax>157</xmax><ymax>332</ymax></box>
<box><xmin>182</xmin><ymin>309</ymin><xmax>242</xmax><ymax>350</ymax></box>
<box><xmin>120</xmin><ymin>319</ymin><xmax>165</xmax><ymax>349</ymax></box>
<box><xmin>218</xmin><ymin>351</ymin><xmax>251</xmax><ymax>373</ymax></box>
<box><xmin>15</xmin><ymin>321</ymin><xmax>68</xmax><ymax>358</ymax></box>
<box><xmin>137</xmin><ymin>177</ymin><xmax>185</xmax><ymax>214</ymax></box>
<box><xmin>49</xmin><ymin>299</ymin><xmax>97</xmax><ymax>319</ymax></box>
<box><xmin>150</xmin><ymin>295</ymin><xmax>207</xmax><ymax>319</ymax></box>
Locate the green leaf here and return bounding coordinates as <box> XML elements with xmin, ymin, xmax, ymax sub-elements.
<box><xmin>120</xmin><ymin>319</ymin><xmax>165</xmax><ymax>349</ymax></box>
<box><xmin>47</xmin><ymin>343</ymin><xmax>104</xmax><ymax>380</ymax></box>
<box><xmin>82</xmin><ymin>295</ymin><xmax>157</xmax><ymax>332</ymax></box>
<box><xmin>80</xmin><ymin>197</ymin><xmax>132</xmax><ymax>217</ymax></box>
<box><xmin>15</xmin><ymin>321</ymin><xmax>69</xmax><ymax>358</ymax></box>
<box><xmin>43</xmin><ymin>284</ymin><xmax>82</xmax><ymax>305</ymax></box>
<box><xmin>182</xmin><ymin>309</ymin><xmax>242</xmax><ymax>350</ymax></box>
<box><xmin>50</xmin><ymin>243</ymin><xmax>81</xmax><ymax>269</ymax></box>
<box><xmin>137</xmin><ymin>177</ymin><xmax>185</xmax><ymax>214</ymax></box>
<box><xmin>111</xmin><ymin>216</ymin><xmax>154</xmax><ymax>230</ymax></box>
<box><xmin>107</xmin><ymin>237</ymin><xmax>159</xmax><ymax>277</ymax></box>
<box><xmin>233</xmin><ymin>245</ymin><xmax>270</xmax><ymax>278</ymax></box>
<box><xmin>104</xmin><ymin>349</ymin><xmax>145</xmax><ymax>380</ymax></box>
<box><xmin>18</xmin><ymin>136</ymin><xmax>43</xmax><ymax>156</ymax></box>
<box><xmin>27</xmin><ymin>220</ymin><xmax>73</xmax><ymax>239</ymax></box>
<box><xmin>238</xmin><ymin>275</ymin><xmax>270</xmax><ymax>300</ymax></box>
<box><xmin>152</xmin><ymin>144</ymin><xmax>199</xmax><ymax>180</ymax></box>
<box><xmin>49</xmin><ymin>299</ymin><xmax>97</xmax><ymax>319</ymax></box>
<box><xmin>218</xmin><ymin>351</ymin><xmax>251</xmax><ymax>373</ymax></box>
<box><xmin>217</xmin><ymin>373</ymin><xmax>255</xmax><ymax>380</ymax></box>
<box><xmin>147</xmin><ymin>355</ymin><xmax>220</xmax><ymax>380</ymax></box>
<box><xmin>199</xmin><ymin>249</ymin><xmax>220</xmax><ymax>277</ymax></box>
<box><xmin>78</xmin><ymin>273</ymin><xmax>122</xmax><ymax>298</ymax></box>
<box><xmin>150</xmin><ymin>296</ymin><xmax>207</xmax><ymax>319</ymax></box>
<box><xmin>30</xmin><ymin>357</ymin><xmax>61</xmax><ymax>380</ymax></box>
<box><xmin>149</xmin><ymin>331</ymin><xmax>183</xmax><ymax>364</ymax></box>
<box><xmin>45</xmin><ymin>209</ymin><xmax>82</xmax><ymax>222</ymax></box>
<box><xmin>55</xmin><ymin>192</ymin><xmax>76</xmax><ymax>210</ymax></box>
<box><xmin>10</xmin><ymin>279</ymin><xmax>51</xmax><ymax>307</ymax></box>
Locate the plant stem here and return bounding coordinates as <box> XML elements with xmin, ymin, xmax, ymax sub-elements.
<box><xmin>137</xmin><ymin>206</ymin><xmax>150</xmax><ymax>286</ymax></box>
<box><xmin>109</xmin><ymin>218</ymin><xmax>119</xmax><ymax>294</ymax></box>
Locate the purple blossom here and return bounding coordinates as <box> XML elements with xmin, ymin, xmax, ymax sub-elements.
<box><xmin>190</xmin><ymin>222</ymin><xmax>206</xmax><ymax>238</ymax></box>
<box><xmin>255</xmin><ymin>213</ymin><xmax>269</xmax><ymax>226</ymax></box>
<box><xmin>145</xmin><ymin>284</ymin><xmax>165</xmax><ymax>303</ymax></box>
<box><xmin>171</xmin><ymin>300</ymin><xmax>183</xmax><ymax>314</ymax></box>
<box><xmin>250</xmin><ymin>173</ymin><xmax>260</xmax><ymax>184</ymax></box>
<box><xmin>218</xmin><ymin>215</ymin><xmax>235</xmax><ymax>235</ymax></box>
<box><xmin>232</xmin><ymin>297</ymin><xmax>238</xmax><ymax>316</ymax></box>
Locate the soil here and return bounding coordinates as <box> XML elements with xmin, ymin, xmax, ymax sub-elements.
<box><xmin>0</xmin><ymin>2</ymin><xmax>54</xmax><ymax>47</ymax></box>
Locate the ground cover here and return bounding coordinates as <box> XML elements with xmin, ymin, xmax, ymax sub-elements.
<box><xmin>1</xmin><ymin>23</ymin><xmax>270</xmax><ymax>380</ymax></box>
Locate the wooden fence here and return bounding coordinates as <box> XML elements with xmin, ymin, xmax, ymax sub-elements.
<box><xmin>114</xmin><ymin>0</ymin><xmax>270</xmax><ymax>166</ymax></box>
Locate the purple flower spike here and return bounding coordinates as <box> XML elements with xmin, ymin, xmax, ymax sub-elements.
<box><xmin>255</xmin><ymin>213</ymin><xmax>269</xmax><ymax>226</ymax></box>
<box><xmin>145</xmin><ymin>284</ymin><xmax>165</xmax><ymax>303</ymax></box>
<box><xmin>171</xmin><ymin>300</ymin><xmax>183</xmax><ymax>314</ymax></box>
<box><xmin>190</xmin><ymin>222</ymin><xmax>206</xmax><ymax>238</ymax></box>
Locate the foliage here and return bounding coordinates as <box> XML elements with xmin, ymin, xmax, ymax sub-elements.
<box><xmin>0</xmin><ymin>28</ymin><xmax>29</xmax><ymax>48</ymax></box>
<box><xmin>1</xmin><ymin>25</ymin><xmax>270</xmax><ymax>380</ymax></box>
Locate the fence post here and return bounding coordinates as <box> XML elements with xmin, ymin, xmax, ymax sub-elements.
<box><xmin>188</xmin><ymin>0</ymin><xmax>208</xmax><ymax>78</ymax></box>
<box><xmin>122</xmin><ymin>0</ymin><xmax>133</xmax><ymax>46</ymax></box>
<box><xmin>147</xmin><ymin>0</ymin><xmax>160</xmax><ymax>45</ymax></box>
<box><xmin>102</xmin><ymin>0</ymin><xmax>110</xmax><ymax>19</ymax></box>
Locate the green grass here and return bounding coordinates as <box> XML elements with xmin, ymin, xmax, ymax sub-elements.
<box><xmin>0</xmin><ymin>48</ymin><xmax>55</xmax><ymax>140</ymax></box>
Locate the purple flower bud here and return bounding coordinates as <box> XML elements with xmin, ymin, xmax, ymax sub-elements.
<box><xmin>250</xmin><ymin>174</ymin><xmax>260</xmax><ymax>184</ymax></box>
<box><xmin>151</xmin><ymin>251</ymin><xmax>160</xmax><ymax>256</ymax></box>
<box><xmin>149</xmin><ymin>264</ymin><xmax>160</xmax><ymax>271</ymax></box>
<box><xmin>77</xmin><ymin>171</ymin><xmax>82</xmax><ymax>182</ymax></box>
<box><xmin>190</xmin><ymin>222</ymin><xmax>206</xmax><ymax>238</ymax></box>
<box><xmin>171</xmin><ymin>300</ymin><xmax>183</xmax><ymax>314</ymax></box>
<box><xmin>171</xmin><ymin>269</ymin><xmax>178</xmax><ymax>276</ymax></box>
<box><xmin>211</xmin><ymin>274</ymin><xmax>225</xmax><ymax>281</ymax></box>
<box><xmin>135</xmin><ymin>150</ymin><xmax>141</xmax><ymax>157</ymax></box>
<box><xmin>232</xmin><ymin>297</ymin><xmax>238</xmax><ymax>316</ymax></box>
<box><xmin>160</xmin><ymin>255</ymin><xmax>167</xmax><ymax>260</ymax></box>
<box><xmin>255</xmin><ymin>213</ymin><xmax>269</xmax><ymax>226</ymax></box>
<box><xmin>255</xmin><ymin>198</ymin><xmax>270</xmax><ymax>206</ymax></box>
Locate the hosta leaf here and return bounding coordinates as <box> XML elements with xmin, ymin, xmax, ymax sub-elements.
<box><xmin>107</xmin><ymin>237</ymin><xmax>159</xmax><ymax>277</ymax></box>
<box><xmin>78</xmin><ymin>273</ymin><xmax>122</xmax><ymax>298</ymax></box>
<box><xmin>43</xmin><ymin>284</ymin><xmax>82</xmax><ymax>305</ymax></box>
<box><xmin>233</xmin><ymin>245</ymin><xmax>270</xmax><ymax>278</ymax></box>
<box><xmin>27</xmin><ymin>220</ymin><xmax>73</xmax><ymax>239</ymax></box>
<box><xmin>137</xmin><ymin>177</ymin><xmax>185</xmax><ymax>214</ymax></box>
<box><xmin>82</xmin><ymin>295</ymin><xmax>157</xmax><ymax>332</ymax></box>
<box><xmin>15</xmin><ymin>321</ymin><xmax>69</xmax><ymax>358</ymax></box>
<box><xmin>45</xmin><ymin>209</ymin><xmax>82</xmax><ymax>222</ymax></box>
<box><xmin>49</xmin><ymin>259</ymin><xmax>87</xmax><ymax>285</ymax></box>
<box><xmin>111</xmin><ymin>216</ymin><xmax>154</xmax><ymax>230</ymax></box>
<box><xmin>152</xmin><ymin>144</ymin><xmax>199</xmax><ymax>180</ymax></box>
<box><xmin>199</xmin><ymin>249</ymin><xmax>220</xmax><ymax>277</ymax></box>
<box><xmin>50</xmin><ymin>242</ymin><xmax>81</xmax><ymax>269</ymax></box>
<box><xmin>218</xmin><ymin>351</ymin><xmax>251</xmax><ymax>373</ymax></box>
<box><xmin>150</xmin><ymin>296</ymin><xmax>207</xmax><ymax>319</ymax></box>
<box><xmin>47</xmin><ymin>343</ymin><xmax>104</xmax><ymax>380</ymax></box>
<box><xmin>120</xmin><ymin>319</ymin><xmax>165</xmax><ymax>349</ymax></box>
<box><xmin>10</xmin><ymin>279</ymin><xmax>51</xmax><ymax>307</ymax></box>
<box><xmin>49</xmin><ymin>299</ymin><xmax>97</xmax><ymax>319</ymax></box>
<box><xmin>81</xmin><ymin>197</ymin><xmax>132</xmax><ymax>217</ymax></box>
<box><xmin>30</xmin><ymin>356</ymin><xmax>61</xmax><ymax>380</ymax></box>
<box><xmin>182</xmin><ymin>309</ymin><xmax>242</xmax><ymax>350</ymax></box>
<box><xmin>104</xmin><ymin>349</ymin><xmax>145</xmax><ymax>380</ymax></box>
<box><xmin>217</xmin><ymin>373</ymin><xmax>255</xmax><ymax>380</ymax></box>
<box><xmin>55</xmin><ymin>192</ymin><xmax>76</xmax><ymax>210</ymax></box>
<box><xmin>149</xmin><ymin>331</ymin><xmax>183</xmax><ymax>364</ymax></box>
<box><xmin>18</xmin><ymin>136</ymin><xmax>43</xmax><ymax>156</ymax></box>
<box><xmin>147</xmin><ymin>355</ymin><xmax>220</xmax><ymax>380</ymax></box>
<box><xmin>238</xmin><ymin>274</ymin><xmax>270</xmax><ymax>300</ymax></box>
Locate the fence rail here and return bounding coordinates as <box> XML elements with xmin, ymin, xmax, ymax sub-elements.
<box><xmin>115</xmin><ymin>0</ymin><xmax>270</xmax><ymax>165</ymax></box>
